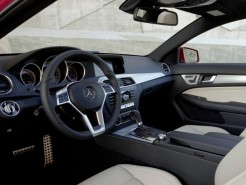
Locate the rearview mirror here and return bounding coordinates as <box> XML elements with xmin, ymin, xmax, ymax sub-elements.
<box><xmin>133</xmin><ymin>7</ymin><xmax>178</xmax><ymax>26</ymax></box>
<box><xmin>179</xmin><ymin>47</ymin><xmax>199</xmax><ymax>63</ymax></box>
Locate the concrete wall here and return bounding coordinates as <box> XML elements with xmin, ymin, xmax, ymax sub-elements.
<box><xmin>0</xmin><ymin>0</ymin><xmax>246</xmax><ymax>63</ymax></box>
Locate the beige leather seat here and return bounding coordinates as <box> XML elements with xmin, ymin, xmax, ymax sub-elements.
<box><xmin>79</xmin><ymin>138</ymin><xmax>246</xmax><ymax>185</ymax></box>
<box><xmin>175</xmin><ymin>125</ymin><xmax>246</xmax><ymax>137</ymax></box>
<box><xmin>79</xmin><ymin>164</ymin><xmax>181</xmax><ymax>185</ymax></box>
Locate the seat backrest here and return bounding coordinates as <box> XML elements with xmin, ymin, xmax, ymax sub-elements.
<box><xmin>215</xmin><ymin>138</ymin><xmax>246</xmax><ymax>185</ymax></box>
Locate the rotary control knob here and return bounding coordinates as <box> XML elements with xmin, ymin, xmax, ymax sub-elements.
<box><xmin>0</xmin><ymin>101</ymin><xmax>20</xmax><ymax>117</ymax></box>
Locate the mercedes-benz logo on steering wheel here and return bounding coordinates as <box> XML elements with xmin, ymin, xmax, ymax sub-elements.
<box><xmin>84</xmin><ymin>87</ymin><xmax>96</xmax><ymax>100</ymax></box>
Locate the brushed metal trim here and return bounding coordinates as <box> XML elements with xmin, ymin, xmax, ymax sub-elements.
<box><xmin>214</xmin><ymin>75</ymin><xmax>246</xmax><ymax>84</ymax></box>
<box><xmin>98</xmin><ymin>72</ymin><xmax>165</xmax><ymax>85</ymax></box>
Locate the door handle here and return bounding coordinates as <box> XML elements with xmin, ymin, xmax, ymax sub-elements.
<box><xmin>201</xmin><ymin>75</ymin><xmax>216</xmax><ymax>83</ymax></box>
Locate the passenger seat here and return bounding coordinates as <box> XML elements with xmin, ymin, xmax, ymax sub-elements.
<box><xmin>174</xmin><ymin>125</ymin><xmax>246</xmax><ymax>137</ymax></box>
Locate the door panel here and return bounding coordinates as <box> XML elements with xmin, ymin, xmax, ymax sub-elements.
<box><xmin>169</xmin><ymin>63</ymin><xmax>246</xmax><ymax>136</ymax></box>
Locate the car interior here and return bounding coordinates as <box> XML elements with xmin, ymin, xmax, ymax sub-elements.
<box><xmin>1</xmin><ymin>0</ymin><xmax>246</xmax><ymax>184</ymax></box>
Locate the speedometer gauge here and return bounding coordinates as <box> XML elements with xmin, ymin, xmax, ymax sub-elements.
<box><xmin>42</xmin><ymin>56</ymin><xmax>68</xmax><ymax>83</ymax></box>
<box><xmin>68</xmin><ymin>67</ymin><xmax>78</xmax><ymax>82</ymax></box>
<box><xmin>20</xmin><ymin>69</ymin><xmax>36</xmax><ymax>85</ymax></box>
<box><xmin>20</xmin><ymin>63</ymin><xmax>41</xmax><ymax>86</ymax></box>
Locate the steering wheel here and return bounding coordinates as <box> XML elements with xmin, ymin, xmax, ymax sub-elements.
<box><xmin>40</xmin><ymin>50</ymin><xmax>121</xmax><ymax>140</ymax></box>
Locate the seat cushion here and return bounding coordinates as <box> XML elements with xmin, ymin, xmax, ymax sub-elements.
<box><xmin>239</xmin><ymin>128</ymin><xmax>246</xmax><ymax>137</ymax></box>
<box><xmin>215</xmin><ymin>138</ymin><xmax>246</xmax><ymax>185</ymax></box>
<box><xmin>78</xmin><ymin>164</ymin><xmax>182</xmax><ymax>185</ymax></box>
<box><xmin>174</xmin><ymin>125</ymin><xmax>230</xmax><ymax>135</ymax></box>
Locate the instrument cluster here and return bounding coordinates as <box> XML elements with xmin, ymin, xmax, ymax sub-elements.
<box><xmin>19</xmin><ymin>55</ymin><xmax>86</xmax><ymax>86</ymax></box>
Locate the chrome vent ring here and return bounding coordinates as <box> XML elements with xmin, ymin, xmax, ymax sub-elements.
<box><xmin>0</xmin><ymin>101</ymin><xmax>20</xmax><ymax>117</ymax></box>
<box><xmin>0</xmin><ymin>74</ymin><xmax>13</xmax><ymax>95</ymax></box>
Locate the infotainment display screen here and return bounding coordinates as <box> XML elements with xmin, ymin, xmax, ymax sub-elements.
<box><xmin>94</xmin><ymin>56</ymin><xmax>125</xmax><ymax>76</ymax></box>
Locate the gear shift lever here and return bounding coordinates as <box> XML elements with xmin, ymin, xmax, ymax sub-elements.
<box><xmin>129</xmin><ymin>110</ymin><xmax>166</xmax><ymax>142</ymax></box>
<box><xmin>130</xmin><ymin>110</ymin><xmax>144</xmax><ymax>130</ymax></box>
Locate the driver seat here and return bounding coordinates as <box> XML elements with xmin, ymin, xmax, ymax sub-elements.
<box><xmin>79</xmin><ymin>137</ymin><xmax>246</xmax><ymax>185</ymax></box>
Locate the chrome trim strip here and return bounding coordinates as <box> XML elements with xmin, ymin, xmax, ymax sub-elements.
<box><xmin>214</xmin><ymin>75</ymin><xmax>246</xmax><ymax>84</ymax></box>
<box><xmin>98</xmin><ymin>72</ymin><xmax>165</xmax><ymax>84</ymax></box>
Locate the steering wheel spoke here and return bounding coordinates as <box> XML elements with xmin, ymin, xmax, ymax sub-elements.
<box><xmin>80</xmin><ymin>109</ymin><xmax>106</xmax><ymax>136</ymax></box>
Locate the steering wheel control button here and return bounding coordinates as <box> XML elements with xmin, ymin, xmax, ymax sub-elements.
<box><xmin>56</xmin><ymin>88</ymin><xmax>69</xmax><ymax>105</ymax></box>
<box><xmin>0</xmin><ymin>101</ymin><xmax>20</xmax><ymax>117</ymax></box>
<box><xmin>58</xmin><ymin>93</ymin><xmax>69</xmax><ymax>103</ymax></box>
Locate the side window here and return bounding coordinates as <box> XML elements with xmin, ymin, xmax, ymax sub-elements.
<box><xmin>181</xmin><ymin>19</ymin><xmax>246</xmax><ymax>63</ymax></box>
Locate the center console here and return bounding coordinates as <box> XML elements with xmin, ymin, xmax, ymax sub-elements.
<box><xmin>96</xmin><ymin>109</ymin><xmax>243</xmax><ymax>185</ymax></box>
<box><xmin>113</xmin><ymin>110</ymin><xmax>242</xmax><ymax>156</ymax></box>
<box><xmin>98</xmin><ymin>75</ymin><xmax>243</xmax><ymax>185</ymax></box>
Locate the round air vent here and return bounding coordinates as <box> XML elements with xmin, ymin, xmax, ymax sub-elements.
<box><xmin>0</xmin><ymin>101</ymin><xmax>20</xmax><ymax>117</ymax></box>
<box><xmin>0</xmin><ymin>74</ymin><xmax>13</xmax><ymax>95</ymax></box>
<box><xmin>162</xmin><ymin>63</ymin><xmax>171</xmax><ymax>74</ymax></box>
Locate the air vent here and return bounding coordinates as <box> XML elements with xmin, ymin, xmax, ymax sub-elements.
<box><xmin>129</xmin><ymin>90</ymin><xmax>136</xmax><ymax>100</ymax></box>
<box><xmin>0</xmin><ymin>74</ymin><xmax>13</xmax><ymax>95</ymax></box>
<box><xmin>108</xmin><ymin>94</ymin><xmax>115</xmax><ymax>105</ymax></box>
<box><xmin>120</xmin><ymin>78</ymin><xmax>135</xmax><ymax>87</ymax></box>
<box><xmin>162</xmin><ymin>63</ymin><xmax>171</xmax><ymax>74</ymax></box>
<box><xmin>104</xmin><ymin>78</ymin><xmax>135</xmax><ymax>87</ymax></box>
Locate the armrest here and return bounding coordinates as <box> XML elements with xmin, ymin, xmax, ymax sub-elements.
<box><xmin>166</xmin><ymin>131</ymin><xmax>243</xmax><ymax>156</ymax></box>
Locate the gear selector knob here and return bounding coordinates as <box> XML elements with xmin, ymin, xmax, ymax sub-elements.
<box><xmin>158</xmin><ymin>133</ymin><xmax>166</xmax><ymax>140</ymax></box>
<box><xmin>130</xmin><ymin>110</ymin><xmax>143</xmax><ymax>127</ymax></box>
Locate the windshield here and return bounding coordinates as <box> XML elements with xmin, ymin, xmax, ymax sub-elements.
<box><xmin>0</xmin><ymin>0</ymin><xmax>197</xmax><ymax>55</ymax></box>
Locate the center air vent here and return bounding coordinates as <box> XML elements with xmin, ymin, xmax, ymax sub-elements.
<box><xmin>104</xmin><ymin>78</ymin><xmax>135</xmax><ymax>87</ymax></box>
<box><xmin>120</xmin><ymin>78</ymin><xmax>135</xmax><ymax>87</ymax></box>
<box><xmin>0</xmin><ymin>74</ymin><xmax>13</xmax><ymax>95</ymax></box>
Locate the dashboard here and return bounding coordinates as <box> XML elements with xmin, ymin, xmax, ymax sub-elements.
<box><xmin>0</xmin><ymin>46</ymin><xmax>173</xmax><ymax>136</ymax></box>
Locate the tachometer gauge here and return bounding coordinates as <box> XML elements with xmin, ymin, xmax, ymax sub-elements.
<box><xmin>54</xmin><ymin>68</ymin><xmax>61</xmax><ymax>83</ymax></box>
<box><xmin>67</xmin><ymin>62</ymin><xmax>85</xmax><ymax>82</ymax></box>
